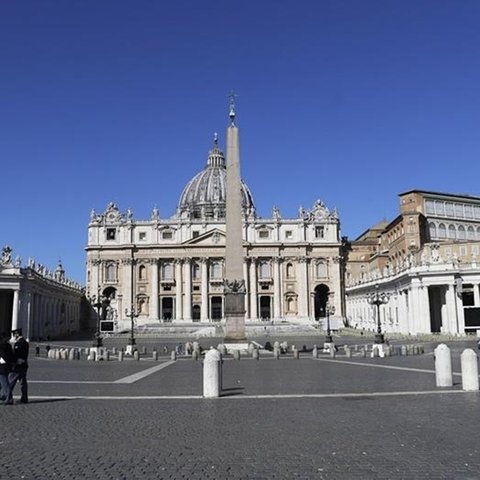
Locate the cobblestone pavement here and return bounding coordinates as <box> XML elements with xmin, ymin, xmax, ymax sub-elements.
<box><xmin>2</xmin><ymin>337</ymin><xmax>480</xmax><ymax>479</ymax></box>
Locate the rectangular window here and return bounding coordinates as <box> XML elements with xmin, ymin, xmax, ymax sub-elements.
<box><xmin>162</xmin><ymin>231</ymin><xmax>173</xmax><ymax>240</ymax></box>
<box><xmin>455</xmin><ymin>203</ymin><xmax>464</xmax><ymax>218</ymax></box>
<box><xmin>192</xmin><ymin>231</ymin><xmax>200</xmax><ymax>238</ymax></box>
<box><xmin>435</xmin><ymin>201</ymin><xmax>445</xmax><ymax>216</ymax></box>
<box><xmin>315</xmin><ymin>226</ymin><xmax>324</xmax><ymax>239</ymax></box>
<box><xmin>106</xmin><ymin>228</ymin><xmax>116</xmax><ymax>240</ymax></box>
<box><xmin>139</xmin><ymin>232</ymin><xmax>146</xmax><ymax>241</ymax></box>
<box><xmin>425</xmin><ymin>200</ymin><xmax>435</xmax><ymax>214</ymax></box>
<box><xmin>259</xmin><ymin>230</ymin><xmax>270</xmax><ymax>239</ymax></box>
<box><xmin>465</xmin><ymin>205</ymin><xmax>473</xmax><ymax>219</ymax></box>
<box><xmin>285</xmin><ymin>230</ymin><xmax>293</xmax><ymax>239</ymax></box>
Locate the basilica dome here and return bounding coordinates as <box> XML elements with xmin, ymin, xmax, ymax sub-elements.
<box><xmin>176</xmin><ymin>136</ymin><xmax>255</xmax><ymax>219</ymax></box>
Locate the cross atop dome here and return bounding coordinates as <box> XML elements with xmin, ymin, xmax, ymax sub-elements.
<box><xmin>228</xmin><ymin>90</ymin><xmax>237</xmax><ymax>126</ymax></box>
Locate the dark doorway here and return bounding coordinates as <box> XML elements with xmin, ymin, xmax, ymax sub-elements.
<box><xmin>259</xmin><ymin>296</ymin><xmax>271</xmax><ymax>320</ymax></box>
<box><xmin>161</xmin><ymin>297</ymin><xmax>173</xmax><ymax>321</ymax></box>
<box><xmin>0</xmin><ymin>290</ymin><xmax>13</xmax><ymax>333</ymax></box>
<box><xmin>428</xmin><ymin>286</ymin><xmax>444</xmax><ymax>333</ymax></box>
<box><xmin>211</xmin><ymin>296</ymin><xmax>222</xmax><ymax>321</ymax></box>
<box><xmin>314</xmin><ymin>284</ymin><xmax>329</xmax><ymax>319</ymax></box>
<box><xmin>192</xmin><ymin>304</ymin><xmax>201</xmax><ymax>321</ymax></box>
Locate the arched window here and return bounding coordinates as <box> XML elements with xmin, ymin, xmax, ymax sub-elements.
<box><xmin>105</xmin><ymin>263</ymin><xmax>116</xmax><ymax>282</ymax></box>
<box><xmin>477</xmin><ymin>227</ymin><xmax>480</xmax><ymax>240</ymax></box>
<box><xmin>286</xmin><ymin>263</ymin><xmax>294</xmax><ymax>278</ymax></box>
<box><xmin>162</xmin><ymin>262</ymin><xmax>173</xmax><ymax>280</ymax></box>
<box><xmin>448</xmin><ymin>225</ymin><xmax>456</xmax><ymax>239</ymax></box>
<box><xmin>467</xmin><ymin>226</ymin><xmax>475</xmax><ymax>240</ymax></box>
<box><xmin>211</xmin><ymin>262</ymin><xmax>222</xmax><ymax>279</ymax></box>
<box><xmin>138</xmin><ymin>264</ymin><xmax>146</xmax><ymax>280</ymax></box>
<box><xmin>429</xmin><ymin>222</ymin><xmax>437</xmax><ymax>240</ymax></box>
<box><xmin>259</xmin><ymin>261</ymin><xmax>271</xmax><ymax>279</ymax></box>
<box><xmin>315</xmin><ymin>262</ymin><xmax>326</xmax><ymax>278</ymax></box>
<box><xmin>458</xmin><ymin>225</ymin><xmax>466</xmax><ymax>240</ymax></box>
<box><xmin>438</xmin><ymin>223</ymin><xmax>446</xmax><ymax>239</ymax></box>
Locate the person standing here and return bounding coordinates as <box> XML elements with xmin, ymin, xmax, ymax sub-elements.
<box><xmin>0</xmin><ymin>331</ymin><xmax>14</xmax><ymax>405</ymax></box>
<box><xmin>9</xmin><ymin>328</ymin><xmax>29</xmax><ymax>404</ymax></box>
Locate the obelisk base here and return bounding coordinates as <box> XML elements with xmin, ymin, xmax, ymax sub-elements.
<box><xmin>224</xmin><ymin>292</ymin><xmax>246</xmax><ymax>342</ymax></box>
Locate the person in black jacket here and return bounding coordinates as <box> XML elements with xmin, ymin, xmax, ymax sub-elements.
<box><xmin>0</xmin><ymin>331</ymin><xmax>14</xmax><ymax>405</ymax></box>
<box><xmin>9</xmin><ymin>328</ymin><xmax>29</xmax><ymax>404</ymax></box>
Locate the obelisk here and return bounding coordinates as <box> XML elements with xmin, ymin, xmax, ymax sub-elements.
<box><xmin>223</xmin><ymin>93</ymin><xmax>246</xmax><ymax>342</ymax></box>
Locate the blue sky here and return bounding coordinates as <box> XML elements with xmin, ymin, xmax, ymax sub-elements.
<box><xmin>1</xmin><ymin>0</ymin><xmax>480</xmax><ymax>283</ymax></box>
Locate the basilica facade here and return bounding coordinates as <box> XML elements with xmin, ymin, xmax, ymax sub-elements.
<box><xmin>86</xmin><ymin>133</ymin><xmax>346</xmax><ymax>332</ymax></box>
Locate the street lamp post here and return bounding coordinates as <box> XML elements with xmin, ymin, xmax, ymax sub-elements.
<box><xmin>325</xmin><ymin>302</ymin><xmax>335</xmax><ymax>343</ymax></box>
<box><xmin>367</xmin><ymin>284</ymin><xmax>390</xmax><ymax>344</ymax></box>
<box><xmin>125</xmin><ymin>304</ymin><xmax>139</xmax><ymax>354</ymax></box>
<box><xmin>89</xmin><ymin>291</ymin><xmax>104</xmax><ymax>348</ymax></box>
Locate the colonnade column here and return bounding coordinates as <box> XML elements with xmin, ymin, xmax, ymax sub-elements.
<box><xmin>175</xmin><ymin>259</ymin><xmax>183</xmax><ymax>320</ymax></box>
<box><xmin>249</xmin><ymin>257</ymin><xmax>258</xmax><ymax>319</ymax></box>
<box><xmin>273</xmin><ymin>258</ymin><xmax>281</xmax><ymax>318</ymax></box>
<box><xmin>183</xmin><ymin>258</ymin><xmax>192</xmax><ymax>320</ymax></box>
<box><xmin>200</xmin><ymin>258</ymin><xmax>208</xmax><ymax>321</ymax></box>
<box><xmin>11</xmin><ymin>288</ymin><xmax>20</xmax><ymax>332</ymax></box>
<box><xmin>474</xmin><ymin>283</ymin><xmax>480</xmax><ymax>309</ymax></box>
<box><xmin>26</xmin><ymin>291</ymin><xmax>32</xmax><ymax>340</ymax></box>
<box><xmin>445</xmin><ymin>284</ymin><xmax>458</xmax><ymax>333</ymax></box>
<box><xmin>150</xmin><ymin>260</ymin><xmax>159</xmax><ymax>321</ymax></box>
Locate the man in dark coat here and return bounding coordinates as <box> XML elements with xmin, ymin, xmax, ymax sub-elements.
<box><xmin>0</xmin><ymin>331</ymin><xmax>14</xmax><ymax>405</ymax></box>
<box><xmin>9</xmin><ymin>328</ymin><xmax>29</xmax><ymax>404</ymax></box>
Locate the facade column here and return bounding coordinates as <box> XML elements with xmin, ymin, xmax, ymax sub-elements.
<box><xmin>249</xmin><ymin>257</ymin><xmax>258</xmax><ymax>319</ymax></box>
<box><xmin>11</xmin><ymin>288</ymin><xmax>20</xmax><ymax>332</ymax></box>
<box><xmin>243</xmin><ymin>258</ymin><xmax>250</xmax><ymax>318</ymax></box>
<box><xmin>273</xmin><ymin>258</ymin><xmax>281</xmax><ymax>318</ymax></box>
<box><xmin>201</xmin><ymin>258</ymin><xmax>209</xmax><ymax>321</ymax></box>
<box><xmin>122</xmin><ymin>259</ymin><xmax>132</xmax><ymax>321</ymax></box>
<box><xmin>150</xmin><ymin>260</ymin><xmax>159</xmax><ymax>321</ymax></box>
<box><xmin>175</xmin><ymin>259</ymin><xmax>183</xmax><ymax>320</ymax></box>
<box><xmin>297</xmin><ymin>257</ymin><xmax>308</xmax><ymax>317</ymax></box>
<box><xmin>183</xmin><ymin>258</ymin><xmax>192</xmax><ymax>320</ymax></box>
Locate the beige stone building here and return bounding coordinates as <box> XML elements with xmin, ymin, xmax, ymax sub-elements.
<box><xmin>86</xmin><ymin>128</ymin><xmax>346</xmax><ymax>332</ymax></box>
<box><xmin>346</xmin><ymin>190</ymin><xmax>480</xmax><ymax>335</ymax></box>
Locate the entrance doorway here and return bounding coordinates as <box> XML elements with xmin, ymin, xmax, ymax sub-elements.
<box><xmin>314</xmin><ymin>284</ymin><xmax>329</xmax><ymax>319</ymax></box>
<box><xmin>259</xmin><ymin>296</ymin><xmax>271</xmax><ymax>320</ymax></box>
<box><xmin>0</xmin><ymin>290</ymin><xmax>13</xmax><ymax>333</ymax></box>
<box><xmin>211</xmin><ymin>296</ymin><xmax>222</xmax><ymax>321</ymax></box>
<box><xmin>192</xmin><ymin>305</ymin><xmax>201</xmax><ymax>321</ymax></box>
<box><xmin>161</xmin><ymin>297</ymin><xmax>173</xmax><ymax>321</ymax></box>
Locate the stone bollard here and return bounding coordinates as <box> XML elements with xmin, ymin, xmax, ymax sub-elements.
<box><xmin>345</xmin><ymin>347</ymin><xmax>352</xmax><ymax>358</ymax></box>
<box><xmin>89</xmin><ymin>350</ymin><xmax>96</xmax><ymax>362</ymax></box>
<box><xmin>233</xmin><ymin>349</ymin><xmax>241</xmax><ymax>360</ymax></box>
<box><xmin>104</xmin><ymin>351</ymin><xmax>109</xmax><ymax>361</ymax></box>
<box><xmin>193</xmin><ymin>342</ymin><xmax>200</xmax><ymax>354</ymax></box>
<box><xmin>362</xmin><ymin>348</ymin><xmax>367</xmax><ymax>358</ymax></box>
<box><xmin>252</xmin><ymin>348</ymin><xmax>259</xmax><ymax>360</ymax></box>
<box><xmin>354</xmin><ymin>345</ymin><xmax>358</xmax><ymax>352</ymax></box>
<box><xmin>112</xmin><ymin>347</ymin><xmax>117</xmax><ymax>355</ymax></box>
<box><xmin>273</xmin><ymin>347</ymin><xmax>280</xmax><ymax>359</ymax></box>
<box><xmin>400</xmin><ymin>345</ymin><xmax>407</xmax><ymax>356</ymax></box>
<box><xmin>192</xmin><ymin>350</ymin><xmax>199</xmax><ymax>361</ymax></box>
<box><xmin>248</xmin><ymin>343</ymin><xmax>254</xmax><ymax>354</ymax></box>
<box><xmin>461</xmin><ymin>349</ymin><xmax>479</xmax><ymax>391</ymax></box>
<box><xmin>293</xmin><ymin>349</ymin><xmax>299</xmax><ymax>359</ymax></box>
<box><xmin>134</xmin><ymin>350</ymin><xmax>140</xmax><ymax>361</ymax></box>
<box><xmin>68</xmin><ymin>349</ymin><xmax>75</xmax><ymax>361</ymax></box>
<box><xmin>118</xmin><ymin>351</ymin><xmax>124</xmax><ymax>361</ymax></box>
<box><xmin>329</xmin><ymin>347</ymin><xmax>336</xmax><ymax>359</ymax></box>
<box><xmin>171</xmin><ymin>350</ymin><xmax>177</xmax><ymax>361</ymax></box>
<box><xmin>312</xmin><ymin>345</ymin><xmax>318</xmax><ymax>359</ymax></box>
<box><xmin>435</xmin><ymin>344</ymin><xmax>453</xmax><ymax>387</ymax></box>
<box><xmin>153</xmin><ymin>351</ymin><xmax>158</xmax><ymax>361</ymax></box>
<box><xmin>218</xmin><ymin>344</ymin><xmax>227</xmax><ymax>355</ymax></box>
<box><xmin>203</xmin><ymin>349</ymin><xmax>222</xmax><ymax>398</ymax></box>
<box><xmin>142</xmin><ymin>346</ymin><xmax>147</xmax><ymax>355</ymax></box>
<box><xmin>274</xmin><ymin>341</ymin><xmax>280</xmax><ymax>350</ymax></box>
